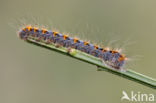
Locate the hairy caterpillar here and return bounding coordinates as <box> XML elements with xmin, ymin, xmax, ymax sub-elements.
<box><xmin>18</xmin><ymin>25</ymin><xmax>127</xmax><ymax>69</ymax></box>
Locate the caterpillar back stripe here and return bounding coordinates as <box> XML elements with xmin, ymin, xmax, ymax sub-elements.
<box><xmin>18</xmin><ymin>25</ymin><xmax>126</xmax><ymax>69</ymax></box>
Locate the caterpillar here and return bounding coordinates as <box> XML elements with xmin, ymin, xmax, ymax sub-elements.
<box><xmin>18</xmin><ymin>25</ymin><xmax>126</xmax><ymax>70</ymax></box>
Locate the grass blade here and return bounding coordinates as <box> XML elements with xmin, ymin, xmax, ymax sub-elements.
<box><xmin>25</xmin><ymin>38</ymin><xmax>156</xmax><ymax>89</ymax></box>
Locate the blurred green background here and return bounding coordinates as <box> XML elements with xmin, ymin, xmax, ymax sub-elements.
<box><xmin>0</xmin><ymin>0</ymin><xmax>156</xmax><ymax>103</ymax></box>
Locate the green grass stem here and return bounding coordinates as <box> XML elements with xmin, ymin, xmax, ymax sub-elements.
<box><xmin>25</xmin><ymin>38</ymin><xmax>156</xmax><ymax>89</ymax></box>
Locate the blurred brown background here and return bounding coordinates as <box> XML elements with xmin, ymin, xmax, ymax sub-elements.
<box><xmin>0</xmin><ymin>0</ymin><xmax>155</xmax><ymax>103</ymax></box>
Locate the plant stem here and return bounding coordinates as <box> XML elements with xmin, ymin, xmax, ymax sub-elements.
<box><xmin>26</xmin><ymin>38</ymin><xmax>156</xmax><ymax>89</ymax></box>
